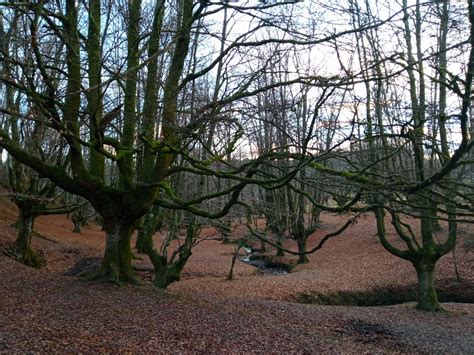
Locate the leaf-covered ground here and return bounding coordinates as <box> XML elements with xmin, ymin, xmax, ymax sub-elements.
<box><xmin>0</xmin><ymin>197</ymin><xmax>473</xmax><ymax>353</ymax></box>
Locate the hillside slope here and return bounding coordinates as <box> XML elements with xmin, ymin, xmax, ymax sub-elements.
<box><xmin>0</xmin><ymin>196</ymin><xmax>473</xmax><ymax>352</ymax></box>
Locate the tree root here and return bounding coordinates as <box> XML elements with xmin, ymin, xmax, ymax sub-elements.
<box><xmin>3</xmin><ymin>245</ymin><xmax>46</xmax><ymax>268</ymax></box>
<box><xmin>86</xmin><ymin>266</ymin><xmax>141</xmax><ymax>286</ymax></box>
<box><xmin>415</xmin><ymin>302</ymin><xmax>446</xmax><ymax>312</ymax></box>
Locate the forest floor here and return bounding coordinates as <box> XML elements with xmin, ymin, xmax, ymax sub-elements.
<box><xmin>0</xmin><ymin>196</ymin><xmax>473</xmax><ymax>353</ymax></box>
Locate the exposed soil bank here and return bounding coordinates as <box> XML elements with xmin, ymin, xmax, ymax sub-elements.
<box><xmin>295</xmin><ymin>280</ymin><xmax>474</xmax><ymax>306</ymax></box>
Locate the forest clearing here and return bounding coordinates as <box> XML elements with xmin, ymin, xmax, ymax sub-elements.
<box><xmin>0</xmin><ymin>196</ymin><xmax>473</xmax><ymax>353</ymax></box>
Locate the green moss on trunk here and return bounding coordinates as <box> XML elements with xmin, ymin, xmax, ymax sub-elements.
<box><xmin>12</xmin><ymin>212</ymin><xmax>45</xmax><ymax>268</ymax></box>
<box><xmin>72</xmin><ymin>222</ymin><xmax>81</xmax><ymax>233</ymax></box>
<box><xmin>275</xmin><ymin>239</ymin><xmax>284</xmax><ymax>257</ymax></box>
<box><xmin>415</xmin><ymin>261</ymin><xmax>443</xmax><ymax>312</ymax></box>
<box><xmin>297</xmin><ymin>239</ymin><xmax>309</xmax><ymax>264</ymax></box>
<box><xmin>135</xmin><ymin>209</ymin><xmax>163</xmax><ymax>253</ymax></box>
<box><xmin>92</xmin><ymin>219</ymin><xmax>139</xmax><ymax>285</ymax></box>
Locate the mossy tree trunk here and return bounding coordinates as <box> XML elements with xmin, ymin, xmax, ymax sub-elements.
<box><xmin>9</xmin><ymin>196</ymin><xmax>92</xmax><ymax>268</ymax></box>
<box><xmin>275</xmin><ymin>238</ymin><xmax>285</xmax><ymax>257</ymax></box>
<box><xmin>13</xmin><ymin>209</ymin><xmax>44</xmax><ymax>268</ymax></box>
<box><xmin>72</xmin><ymin>221</ymin><xmax>81</xmax><ymax>233</ymax></box>
<box><xmin>361</xmin><ymin>0</ymin><xmax>466</xmax><ymax>312</ymax></box>
<box><xmin>145</xmin><ymin>218</ymin><xmax>199</xmax><ymax>289</ymax></box>
<box><xmin>375</xmin><ymin>206</ymin><xmax>456</xmax><ymax>312</ymax></box>
<box><xmin>414</xmin><ymin>259</ymin><xmax>442</xmax><ymax>311</ymax></box>
<box><xmin>286</xmin><ymin>168</ymin><xmax>315</xmax><ymax>265</ymax></box>
<box><xmin>152</xmin><ymin>251</ymin><xmax>191</xmax><ymax>289</ymax></box>
<box><xmin>311</xmin><ymin>206</ymin><xmax>322</xmax><ymax>226</ymax></box>
<box><xmin>135</xmin><ymin>224</ymin><xmax>150</xmax><ymax>254</ymax></box>
<box><xmin>135</xmin><ymin>207</ymin><xmax>163</xmax><ymax>253</ymax></box>
<box><xmin>0</xmin><ymin>0</ymin><xmax>236</xmax><ymax>290</ymax></box>
<box><xmin>296</xmin><ymin>237</ymin><xmax>309</xmax><ymax>264</ymax></box>
<box><xmin>213</xmin><ymin>219</ymin><xmax>232</xmax><ymax>244</ymax></box>
<box><xmin>86</xmin><ymin>0</ymin><xmax>105</xmax><ymax>179</ymax></box>
<box><xmin>93</xmin><ymin>217</ymin><xmax>139</xmax><ymax>284</ymax></box>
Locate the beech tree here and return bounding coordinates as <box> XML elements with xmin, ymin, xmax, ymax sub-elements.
<box><xmin>336</xmin><ymin>0</ymin><xmax>474</xmax><ymax>311</ymax></box>
<box><xmin>243</xmin><ymin>0</ymin><xmax>474</xmax><ymax>311</ymax></box>
<box><xmin>0</xmin><ymin>8</ymin><xmax>82</xmax><ymax>267</ymax></box>
<box><xmin>1</xmin><ymin>0</ymin><xmax>471</xmax><ymax>310</ymax></box>
<box><xmin>0</xmin><ymin>0</ymin><xmax>336</xmax><ymax>285</ymax></box>
<box><xmin>0</xmin><ymin>0</ymin><xmax>210</xmax><ymax>283</ymax></box>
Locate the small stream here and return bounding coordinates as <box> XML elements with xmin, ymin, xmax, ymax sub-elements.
<box><xmin>238</xmin><ymin>247</ymin><xmax>289</xmax><ymax>276</ymax></box>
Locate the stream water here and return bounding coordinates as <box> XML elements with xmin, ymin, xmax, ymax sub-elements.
<box><xmin>238</xmin><ymin>247</ymin><xmax>289</xmax><ymax>275</ymax></box>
